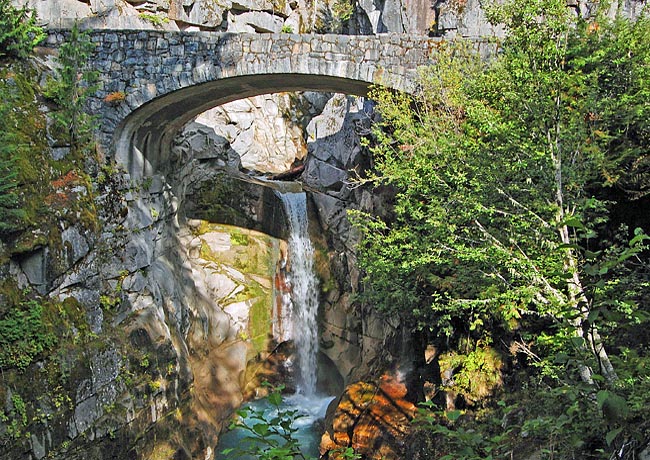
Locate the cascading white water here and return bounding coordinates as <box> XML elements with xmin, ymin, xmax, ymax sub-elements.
<box><xmin>277</xmin><ymin>191</ymin><xmax>320</xmax><ymax>396</ymax></box>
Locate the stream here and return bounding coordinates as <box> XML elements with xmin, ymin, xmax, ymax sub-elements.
<box><xmin>215</xmin><ymin>393</ymin><xmax>335</xmax><ymax>459</ymax></box>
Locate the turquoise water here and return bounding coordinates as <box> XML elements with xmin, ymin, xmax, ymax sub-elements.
<box><xmin>216</xmin><ymin>393</ymin><xmax>335</xmax><ymax>460</ymax></box>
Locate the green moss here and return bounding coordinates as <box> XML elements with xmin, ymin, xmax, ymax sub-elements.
<box><xmin>245</xmin><ymin>282</ymin><xmax>273</xmax><ymax>353</ymax></box>
<box><xmin>1</xmin><ymin>61</ymin><xmax>100</xmax><ymax>249</ymax></box>
<box><xmin>230</xmin><ymin>229</ymin><xmax>250</xmax><ymax>246</ymax></box>
<box><xmin>0</xmin><ymin>64</ymin><xmax>50</xmax><ymax>236</ymax></box>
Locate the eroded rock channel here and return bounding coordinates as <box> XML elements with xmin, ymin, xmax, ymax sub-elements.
<box><xmin>56</xmin><ymin>91</ymin><xmax>409</xmax><ymax>459</ymax></box>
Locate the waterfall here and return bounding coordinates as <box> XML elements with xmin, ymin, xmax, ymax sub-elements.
<box><xmin>276</xmin><ymin>191</ymin><xmax>320</xmax><ymax>396</ymax></box>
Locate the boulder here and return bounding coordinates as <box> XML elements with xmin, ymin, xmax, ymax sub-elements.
<box><xmin>435</xmin><ymin>0</ymin><xmax>503</xmax><ymax>37</ymax></box>
<box><xmin>320</xmin><ymin>372</ymin><xmax>417</xmax><ymax>460</ymax></box>
<box><xmin>191</xmin><ymin>95</ymin><xmax>307</xmax><ymax>174</ymax></box>
<box><xmin>231</xmin><ymin>11</ymin><xmax>284</xmax><ymax>32</ymax></box>
<box><xmin>168</xmin><ymin>0</ymin><xmax>229</xmax><ymax>27</ymax></box>
<box><xmin>303</xmin><ymin>159</ymin><xmax>348</xmax><ymax>190</ymax></box>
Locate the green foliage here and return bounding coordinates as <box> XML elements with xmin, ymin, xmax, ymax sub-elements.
<box><xmin>44</xmin><ymin>23</ymin><xmax>98</xmax><ymax>153</ymax></box>
<box><xmin>138</xmin><ymin>12</ymin><xmax>170</xmax><ymax>27</ymax></box>
<box><xmin>570</xmin><ymin>13</ymin><xmax>650</xmax><ymax>198</ymax></box>
<box><xmin>0</xmin><ymin>0</ymin><xmax>45</xmax><ymax>60</ymax></box>
<box><xmin>280</xmin><ymin>25</ymin><xmax>294</xmax><ymax>33</ymax></box>
<box><xmin>223</xmin><ymin>384</ymin><xmax>330</xmax><ymax>460</ymax></box>
<box><xmin>0</xmin><ymin>65</ymin><xmax>49</xmax><ymax>236</ymax></box>
<box><xmin>99</xmin><ymin>294</ymin><xmax>120</xmax><ymax>311</ymax></box>
<box><xmin>414</xmin><ymin>402</ymin><xmax>512</xmax><ymax>460</ymax></box>
<box><xmin>439</xmin><ymin>344</ymin><xmax>503</xmax><ymax>406</ymax></box>
<box><xmin>356</xmin><ymin>1</ymin><xmax>650</xmax><ymax>458</ymax></box>
<box><xmin>330</xmin><ymin>447</ymin><xmax>361</xmax><ymax>460</ymax></box>
<box><xmin>0</xmin><ymin>393</ymin><xmax>29</xmax><ymax>439</ymax></box>
<box><xmin>331</xmin><ymin>0</ymin><xmax>354</xmax><ymax>22</ymax></box>
<box><xmin>0</xmin><ymin>300</ymin><xmax>56</xmax><ymax>371</ymax></box>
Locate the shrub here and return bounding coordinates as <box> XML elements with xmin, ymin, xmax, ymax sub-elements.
<box><xmin>0</xmin><ymin>0</ymin><xmax>45</xmax><ymax>59</ymax></box>
<box><xmin>0</xmin><ymin>300</ymin><xmax>56</xmax><ymax>371</ymax></box>
<box><xmin>139</xmin><ymin>12</ymin><xmax>169</xmax><ymax>27</ymax></box>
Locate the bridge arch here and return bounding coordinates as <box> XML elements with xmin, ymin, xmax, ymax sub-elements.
<box><xmin>46</xmin><ymin>30</ymin><xmax>453</xmax><ymax>176</ymax></box>
<box><xmin>115</xmin><ymin>73</ymin><xmax>386</xmax><ymax>179</ymax></box>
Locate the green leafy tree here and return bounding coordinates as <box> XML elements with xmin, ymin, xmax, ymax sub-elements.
<box><xmin>355</xmin><ymin>1</ymin><xmax>649</xmax><ymax>457</ymax></box>
<box><xmin>45</xmin><ymin>23</ymin><xmax>98</xmax><ymax>153</ymax></box>
<box><xmin>0</xmin><ymin>0</ymin><xmax>45</xmax><ymax>59</ymax></box>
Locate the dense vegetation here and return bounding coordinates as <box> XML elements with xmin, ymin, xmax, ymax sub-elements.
<box><xmin>355</xmin><ymin>0</ymin><xmax>650</xmax><ymax>458</ymax></box>
<box><xmin>0</xmin><ymin>0</ymin><xmax>44</xmax><ymax>60</ymax></box>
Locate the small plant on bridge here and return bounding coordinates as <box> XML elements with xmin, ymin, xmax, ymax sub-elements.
<box><xmin>103</xmin><ymin>91</ymin><xmax>126</xmax><ymax>105</ymax></box>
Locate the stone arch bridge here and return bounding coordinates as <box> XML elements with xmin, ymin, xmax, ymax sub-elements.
<box><xmin>45</xmin><ymin>31</ymin><xmax>481</xmax><ymax>178</ymax></box>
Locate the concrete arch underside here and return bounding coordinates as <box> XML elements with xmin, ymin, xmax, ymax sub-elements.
<box><xmin>115</xmin><ymin>73</ymin><xmax>379</xmax><ymax>179</ymax></box>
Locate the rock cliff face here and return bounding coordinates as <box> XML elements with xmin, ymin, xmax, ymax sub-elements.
<box><xmin>0</xmin><ymin>74</ymin><xmax>401</xmax><ymax>459</ymax></box>
<box><xmin>15</xmin><ymin>0</ymin><xmax>648</xmax><ymax>37</ymax></box>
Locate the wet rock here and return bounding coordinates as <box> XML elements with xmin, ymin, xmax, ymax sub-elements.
<box><xmin>19</xmin><ymin>248</ymin><xmax>47</xmax><ymax>294</ymax></box>
<box><xmin>311</xmin><ymin>193</ymin><xmax>345</xmax><ymax>233</ymax></box>
<box><xmin>70</xmin><ymin>288</ymin><xmax>104</xmax><ymax>333</ymax></box>
<box><xmin>124</xmin><ymin>234</ymin><xmax>155</xmax><ymax>272</ymax></box>
<box><xmin>68</xmin><ymin>349</ymin><xmax>122</xmax><ymax>440</ymax></box>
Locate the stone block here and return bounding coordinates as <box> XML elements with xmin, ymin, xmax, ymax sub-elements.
<box><xmin>20</xmin><ymin>248</ymin><xmax>47</xmax><ymax>293</ymax></box>
<box><xmin>62</xmin><ymin>226</ymin><xmax>90</xmax><ymax>266</ymax></box>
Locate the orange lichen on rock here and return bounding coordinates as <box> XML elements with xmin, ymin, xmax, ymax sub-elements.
<box><xmin>320</xmin><ymin>372</ymin><xmax>417</xmax><ymax>460</ymax></box>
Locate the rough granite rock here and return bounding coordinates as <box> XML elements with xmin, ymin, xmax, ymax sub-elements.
<box><xmin>190</xmin><ymin>95</ymin><xmax>308</xmax><ymax>174</ymax></box>
<box><xmin>168</xmin><ymin>0</ymin><xmax>229</xmax><ymax>28</ymax></box>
